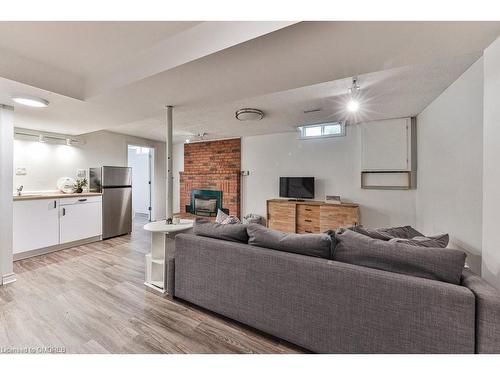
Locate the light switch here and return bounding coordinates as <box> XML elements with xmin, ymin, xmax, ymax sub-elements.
<box><xmin>16</xmin><ymin>167</ymin><xmax>27</xmax><ymax>176</ymax></box>
<box><xmin>76</xmin><ymin>169</ymin><xmax>87</xmax><ymax>178</ymax></box>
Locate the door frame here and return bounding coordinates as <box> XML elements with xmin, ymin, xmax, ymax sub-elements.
<box><xmin>126</xmin><ymin>143</ymin><xmax>155</xmax><ymax>221</ymax></box>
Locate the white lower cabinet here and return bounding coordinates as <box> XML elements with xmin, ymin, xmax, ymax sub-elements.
<box><xmin>13</xmin><ymin>196</ymin><xmax>102</xmax><ymax>258</ymax></box>
<box><xmin>13</xmin><ymin>199</ymin><xmax>59</xmax><ymax>254</ymax></box>
<box><xmin>60</xmin><ymin>197</ymin><xmax>102</xmax><ymax>243</ymax></box>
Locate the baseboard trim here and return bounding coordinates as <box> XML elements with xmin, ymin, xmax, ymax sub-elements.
<box><xmin>13</xmin><ymin>236</ymin><xmax>102</xmax><ymax>261</ymax></box>
<box><xmin>2</xmin><ymin>273</ymin><xmax>17</xmax><ymax>285</ymax></box>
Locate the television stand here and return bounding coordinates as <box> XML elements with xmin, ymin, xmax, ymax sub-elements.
<box><xmin>266</xmin><ymin>199</ymin><xmax>359</xmax><ymax>234</ymax></box>
<box><xmin>288</xmin><ymin>198</ymin><xmax>305</xmax><ymax>202</ymax></box>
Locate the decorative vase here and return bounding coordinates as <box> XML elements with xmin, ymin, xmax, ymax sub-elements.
<box><xmin>76</xmin><ymin>188</ymin><xmax>83</xmax><ymax>193</ymax></box>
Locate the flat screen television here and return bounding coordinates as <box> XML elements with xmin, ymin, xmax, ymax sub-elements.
<box><xmin>279</xmin><ymin>177</ymin><xmax>315</xmax><ymax>200</ymax></box>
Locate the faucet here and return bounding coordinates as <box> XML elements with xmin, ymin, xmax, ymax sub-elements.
<box><xmin>17</xmin><ymin>185</ymin><xmax>23</xmax><ymax>196</ymax></box>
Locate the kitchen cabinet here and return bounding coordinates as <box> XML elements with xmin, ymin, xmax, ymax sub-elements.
<box><xmin>13</xmin><ymin>198</ymin><xmax>59</xmax><ymax>254</ymax></box>
<box><xmin>361</xmin><ymin>117</ymin><xmax>417</xmax><ymax>189</ymax></box>
<box><xmin>60</xmin><ymin>196</ymin><xmax>102</xmax><ymax>243</ymax></box>
<box><xmin>361</xmin><ymin>117</ymin><xmax>414</xmax><ymax>171</ymax></box>
<box><xmin>13</xmin><ymin>194</ymin><xmax>102</xmax><ymax>259</ymax></box>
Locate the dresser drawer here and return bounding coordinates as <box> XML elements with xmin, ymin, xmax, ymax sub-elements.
<box><xmin>297</xmin><ymin>205</ymin><xmax>320</xmax><ymax>224</ymax></box>
<box><xmin>296</xmin><ymin>204</ymin><xmax>320</xmax><ymax>233</ymax></box>
<box><xmin>296</xmin><ymin>224</ymin><xmax>318</xmax><ymax>234</ymax></box>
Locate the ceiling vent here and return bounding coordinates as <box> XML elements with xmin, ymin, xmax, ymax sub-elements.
<box><xmin>303</xmin><ymin>108</ymin><xmax>322</xmax><ymax>114</ymax></box>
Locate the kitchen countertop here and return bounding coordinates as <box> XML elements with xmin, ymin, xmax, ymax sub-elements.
<box><xmin>13</xmin><ymin>192</ymin><xmax>103</xmax><ymax>201</ymax></box>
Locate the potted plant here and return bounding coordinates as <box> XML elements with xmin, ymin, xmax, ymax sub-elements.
<box><xmin>74</xmin><ymin>178</ymin><xmax>88</xmax><ymax>193</ymax></box>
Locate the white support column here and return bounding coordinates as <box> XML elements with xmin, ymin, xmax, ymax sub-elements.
<box><xmin>0</xmin><ymin>104</ymin><xmax>15</xmax><ymax>285</ymax></box>
<box><xmin>165</xmin><ymin>105</ymin><xmax>173</xmax><ymax>220</ymax></box>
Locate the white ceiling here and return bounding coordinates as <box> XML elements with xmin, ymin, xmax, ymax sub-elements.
<box><xmin>109</xmin><ymin>53</ymin><xmax>481</xmax><ymax>142</ymax></box>
<box><xmin>1</xmin><ymin>21</ymin><xmax>499</xmax><ymax>143</ymax></box>
<box><xmin>0</xmin><ymin>21</ymin><xmax>201</xmax><ymax>77</ymax></box>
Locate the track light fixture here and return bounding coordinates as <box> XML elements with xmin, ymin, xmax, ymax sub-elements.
<box><xmin>185</xmin><ymin>132</ymin><xmax>207</xmax><ymax>143</ymax></box>
<box><xmin>347</xmin><ymin>77</ymin><xmax>361</xmax><ymax>113</ymax></box>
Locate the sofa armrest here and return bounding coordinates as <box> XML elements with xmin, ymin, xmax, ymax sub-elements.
<box><xmin>462</xmin><ymin>269</ymin><xmax>500</xmax><ymax>353</ymax></box>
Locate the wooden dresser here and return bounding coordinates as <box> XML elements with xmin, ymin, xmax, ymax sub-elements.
<box><xmin>266</xmin><ymin>199</ymin><xmax>359</xmax><ymax>234</ymax></box>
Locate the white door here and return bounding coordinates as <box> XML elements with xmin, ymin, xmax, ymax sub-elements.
<box><xmin>60</xmin><ymin>201</ymin><xmax>102</xmax><ymax>244</ymax></box>
<box><xmin>361</xmin><ymin>118</ymin><xmax>410</xmax><ymax>171</ymax></box>
<box><xmin>127</xmin><ymin>145</ymin><xmax>154</xmax><ymax>220</ymax></box>
<box><xmin>13</xmin><ymin>199</ymin><xmax>59</xmax><ymax>254</ymax></box>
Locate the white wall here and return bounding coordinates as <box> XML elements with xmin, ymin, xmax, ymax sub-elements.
<box><xmin>482</xmin><ymin>36</ymin><xmax>500</xmax><ymax>288</ymax></box>
<box><xmin>127</xmin><ymin>146</ymin><xmax>151</xmax><ymax>216</ymax></box>
<box><xmin>14</xmin><ymin>130</ymin><xmax>167</xmax><ymax>220</ymax></box>
<box><xmin>241</xmin><ymin>129</ymin><xmax>417</xmax><ymax>228</ymax></box>
<box><xmin>416</xmin><ymin>58</ymin><xmax>484</xmax><ymax>274</ymax></box>
<box><xmin>0</xmin><ymin>105</ymin><xmax>14</xmax><ymax>285</ymax></box>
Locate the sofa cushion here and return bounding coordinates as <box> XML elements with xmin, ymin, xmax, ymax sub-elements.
<box><xmin>247</xmin><ymin>224</ymin><xmax>332</xmax><ymax>259</ymax></box>
<box><xmin>333</xmin><ymin>229</ymin><xmax>466</xmax><ymax>284</ymax></box>
<box><xmin>193</xmin><ymin>219</ymin><xmax>249</xmax><ymax>243</ymax></box>
<box><xmin>389</xmin><ymin>234</ymin><xmax>449</xmax><ymax>248</ymax></box>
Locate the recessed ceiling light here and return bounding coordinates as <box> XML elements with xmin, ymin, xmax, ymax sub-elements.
<box><xmin>235</xmin><ymin>108</ymin><xmax>264</xmax><ymax>121</ymax></box>
<box><xmin>12</xmin><ymin>95</ymin><xmax>49</xmax><ymax>108</ymax></box>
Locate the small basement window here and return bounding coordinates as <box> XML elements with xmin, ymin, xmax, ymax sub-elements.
<box><xmin>298</xmin><ymin>121</ymin><xmax>346</xmax><ymax>139</ymax></box>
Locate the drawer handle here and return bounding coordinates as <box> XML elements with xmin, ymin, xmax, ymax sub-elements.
<box><xmin>78</xmin><ymin>198</ymin><xmax>87</xmax><ymax>202</ymax></box>
<box><xmin>305</xmin><ymin>230</ymin><xmax>312</xmax><ymax>233</ymax></box>
<box><xmin>53</xmin><ymin>200</ymin><xmax>57</xmax><ymax>208</ymax></box>
<box><xmin>62</xmin><ymin>208</ymin><xmax>66</xmax><ymax>216</ymax></box>
<box><xmin>305</xmin><ymin>208</ymin><xmax>312</xmax><ymax>211</ymax></box>
<box><xmin>305</xmin><ymin>219</ymin><xmax>312</xmax><ymax>223</ymax></box>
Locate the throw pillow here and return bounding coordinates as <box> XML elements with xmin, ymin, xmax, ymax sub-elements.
<box><xmin>333</xmin><ymin>229</ymin><xmax>466</xmax><ymax>285</ymax></box>
<box><xmin>351</xmin><ymin>225</ymin><xmax>424</xmax><ymax>241</ymax></box>
<box><xmin>378</xmin><ymin>225</ymin><xmax>424</xmax><ymax>239</ymax></box>
<box><xmin>193</xmin><ymin>219</ymin><xmax>249</xmax><ymax>243</ymax></box>
<box><xmin>388</xmin><ymin>234</ymin><xmax>449</xmax><ymax>248</ymax></box>
<box><xmin>221</xmin><ymin>215</ymin><xmax>241</xmax><ymax>225</ymax></box>
<box><xmin>247</xmin><ymin>224</ymin><xmax>332</xmax><ymax>259</ymax></box>
<box><xmin>215</xmin><ymin>209</ymin><xmax>229</xmax><ymax>224</ymax></box>
<box><xmin>350</xmin><ymin>225</ymin><xmax>394</xmax><ymax>240</ymax></box>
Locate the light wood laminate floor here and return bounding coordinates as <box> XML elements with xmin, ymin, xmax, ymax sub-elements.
<box><xmin>0</xmin><ymin>217</ymin><xmax>304</xmax><ymax>354</ymax></box>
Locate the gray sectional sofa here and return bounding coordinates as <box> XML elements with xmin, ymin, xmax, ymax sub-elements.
<box><xmin>171</xmin><ymin>223</ymin><xmax>500</xmax><ymax>354</ymax></box>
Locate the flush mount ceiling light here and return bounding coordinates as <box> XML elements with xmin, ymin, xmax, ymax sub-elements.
<box><xmin>12</xmin><ymin>95</ymin><xmax>49</xmax><ymax>108</ymax></box>
<box><xmin>235</xmin><ymin>108</ymin><xmax>264</xmax><ymax>121</ymax></box>
<box><xmin>346</xmin><ymin>77</ymin><xmax>360</xmax><ymax>113</ymax></box>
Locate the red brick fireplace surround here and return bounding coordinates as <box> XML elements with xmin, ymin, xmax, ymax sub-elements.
<box><xmin>180</xmin><ymin>138</ymin><xmax>241</xmax><ymax>217</ymax></box>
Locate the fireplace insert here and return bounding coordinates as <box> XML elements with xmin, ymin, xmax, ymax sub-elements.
<box><xmin>186</xmin><ymin>189</ymin><xmax>228</xmax><ymax>217</ymax></box>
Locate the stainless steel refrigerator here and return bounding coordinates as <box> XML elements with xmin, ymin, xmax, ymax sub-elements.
<box><xmin>89</xmin><ymin>166</ymin><xmax>132</xmax><ymax>239</ymax></box>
